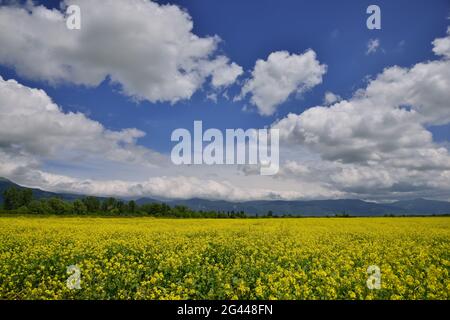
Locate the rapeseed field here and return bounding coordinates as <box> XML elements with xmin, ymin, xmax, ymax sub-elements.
<box><xmin>0</xmin><ymin>217</ymin><xmax>448</xmax><ymax>300</ymax></box>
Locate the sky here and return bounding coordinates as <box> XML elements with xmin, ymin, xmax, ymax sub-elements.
<box><xmin>0</xmin><ymin>0</ymin><xmax>449</xmax><ymax>202</ymax></box>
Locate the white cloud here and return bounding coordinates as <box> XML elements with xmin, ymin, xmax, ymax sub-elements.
<box><xmin>0</xmin><ymin>75</ymin><xmax>164</xmax><ymax>167</ymax></box>
<box><xmin>0</xmin><ymin>147</ymin><xmax>342</xmax><ymax>201</ymax></box>
<box><xmin>366</xmin><ymin>38</ymin><xmax>380</xmax><ymax>55</ymax></box>
<box><xmin>203</xmin><ymin>56</ymin><xmax>243</xmax><ymax>88</ymax></box>
<box><xmin>323</xmin><ymin>91</ymin><xmax>342</xmax><ymax>105</ymax></box>
<box><xmin>0</xmin><ymin>75</ymin><xmax>345</xmax><ymax>202</ymax></box>
<box><xmin>239</xmin><ymin>50</ymin><xmax>327</xmax><ymax>116</ymax></box>
<box><xmin>0</xmin><ymin>0</ymin><xmax>242</xmax><ymax>103</ymax></box>
<box><xmin>206</xmin><ymin>93</ymin><xmax>218</xmax><ymax>103</ymax></box>
<box><xmin>8</xmin><ymin>173</ymin><xmax>307</xmax><ymax>201</ymax></box>
<box><xmin>272</xmin><ymin>29</ymin><xmax>450</xmax><ymax>200</ymax></box>
<box><xmin>0</xmin><ymin>75</ymin><xmax>342</xmax><ymax>201</ymax></box>
<box><xmin>1</xmin><ymin>17</ymin><xmax>450</xmax><ymax>201</ymax></box>
<box><xmin>274</xmin><ymin>158</ymin><xmax>450</xmax><ymax>200</ymax></box>
<box><xmin>432</xmin><ymin>27</ymin><xmax>450</xmax><ymax>59</ymax></box>
<box><xmin>364</xmin><ymin>62</ymin><xmax>450</xmax><ymax>126</ymax></box>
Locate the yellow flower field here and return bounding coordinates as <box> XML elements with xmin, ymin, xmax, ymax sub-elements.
<box><xmin>0</xmin><ymin>216</ymin><xmax>448</xmax><ymax>300</ymax></box>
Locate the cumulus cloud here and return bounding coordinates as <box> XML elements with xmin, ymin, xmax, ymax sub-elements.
<box><xmin>273</xmin><ymin>29</ymin><xmax>450</xmax><ymax>200</ymax></box>
<box><xmin>238</xmin><ymin>50</ymin><xmax>327</xmax><ymax>116</ymax></box>
<box><xmin>203</xmin><ymin>56</ymin><xmax>244</xmax><ymax>88</ymax></box>
<box><xmin>432</xmin><ymin>27</ymin><xmax>450</xmax><ymax>59</ymax></box>
<box><xmin>0</xmin><ymin>76</ymin><xmax>164</xmax><ymax>166</ymax></box>
<box><xmin>1</xmin><ymin>12</ymin><xmax>450</xmax><ymax>201</ymax></box>
<box><xmin>276</xmin><ymin>154</ymin><xmax>450</xmax><ymax>199</ymax></box>
<box><xmin>0</xmin><ymin>0</ymin><xmax>242</xmax><ymax>103</ymax></box>
<box><xmin>0</xmin><ymin>147</ymin><xmax>341</xmax><ymax>201</ymax></box>
<box><xmin>0</xmin><ymin>76</ymin><xmax>342</xmax><ymax>201</ymax></box>
<box><xmin>323</xmin><ymin>91</ymin><xmax>342</xmax><ymax>105</ymax></box>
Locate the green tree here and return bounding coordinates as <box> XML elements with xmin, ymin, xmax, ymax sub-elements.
<box><xmin>103</xmin><ymin>197</ymin><xmax>117</xmax><ymax>212</ymax></box>
<box><xmin>28</xmin><ymin>200</ymin><xmax>48</xmax><ymax>215</ymax></box>
<box><xmin>128</xmin><ymin>200</ymin><xmax>137</xmax><ymax>214</ymax></box>
<box><xmin>73</xmin><ymin>199</ymin><xmax>87</xmax><ymax>215</ymax></box>
<box><xmin>116</xmin><ymin>201</ymin><xmax>126</xmax><ymax>214</ymax></box>
<box><xmin>22</xmin><ymin>189</ymin><xmax>33</xmax><ymax>207</ymax></box>
<box><xmin>16</xmin><ymin>206</ymin><xmax>30</xmax><ymax>214</ymax></box>
<box><xmin>3</xmin><ymin>187</ymin><xmax>18</xmax><ymax>210</ymax></box>
<box><xmin>47</xmin><ymin>198</ymin><xmax>71</xmax><ymax>215</ymax></box>
<box><xmin>2</xmin><ymin>187</ymin><xmax>33</xmax><ymax>210</ymax></box>
<box><xmin>82</xmin><ymin>196</ymin><xmax>100</xmax><ymax>213</ymax></box>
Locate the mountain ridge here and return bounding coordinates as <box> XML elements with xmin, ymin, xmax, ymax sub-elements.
<box><xmin>1</xmin><ymin>178</ymin><xmax>449</xmax><ymax>216</ymax></box>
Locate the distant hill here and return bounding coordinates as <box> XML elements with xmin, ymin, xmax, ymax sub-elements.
<box><xmin>137</xmin><ymin>197</ymin><xmax>450</xmax><ymax>216</ymax></box>
<box><xmin>1</xmin><ymin>177</ymin><xmax>450</xmax><ymax>216</ymax></box>
<box><xmin>390</xmin><ymin>198</ymin><xmax>450</xmax><ymax>215</ymax></box>
<box><xmin>0</xmin><ymin>178</ymin><xmax>94</xmax><ymax>203</ymax></box>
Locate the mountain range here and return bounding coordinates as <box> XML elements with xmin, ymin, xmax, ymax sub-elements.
<box><xmin>1</xmin><ymin>177</ymin><xmax>449</xmax><ymax>216</ymax></box>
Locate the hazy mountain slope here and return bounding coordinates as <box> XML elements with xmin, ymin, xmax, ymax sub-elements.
<box><xmin>2</xmin><ymin>178</ymin><xmax>449</xmax><ymax>216</ymax></box>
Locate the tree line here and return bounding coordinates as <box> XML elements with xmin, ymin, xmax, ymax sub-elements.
<box><xmin>1</xmin><ymin>187</ymin><xmax>248</xmax><ymax>218</ymax></box>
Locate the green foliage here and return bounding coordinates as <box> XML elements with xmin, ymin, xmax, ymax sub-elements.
<box><xmin>28</xmin><ymin>200</ymin><xmax>50</xmax><ymax>215</ymax></box>
<box><xmin>73</xmin><ymin>200</ymin><xmax>87</xmax><ymax>215</ymax></box>
<box><xmin>47</xmin><ymin>198</ymin><xmax>72</xmax><ymax>215</ymax></box>
<box><xmin>1</xmin><ymin>186</ymin><xmax>252</xmax><ymax>218</ymax></box>
<box><xmin>82</xmin><ymin>196</ymin><xmax>100</xmax><ymax>213</ymax></box>
<box><xmin>2</xmin><ymin>187</ymin><xmax>33</xmax><ymax>210</ymax></box>
<box><xmin>128</xmin><ymin>200</ymin><xmax>136</xmax><ymax>213</ymax></box>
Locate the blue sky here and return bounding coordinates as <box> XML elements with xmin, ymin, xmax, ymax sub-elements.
<box><xmin>0</xmin><ymin>0</ymin><xmax>449</xmax><ymax>201</ymax></box>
